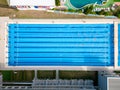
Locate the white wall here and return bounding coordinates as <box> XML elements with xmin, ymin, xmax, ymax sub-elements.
<box><xmin>7</xmin><ymin>0</ymin><xmax>10</xmax><ymax>5</ymax></box>
<box><xmin>9</xmin><ymin>0</ymin><xmax>55</xmax><ymax>6</ymax></box>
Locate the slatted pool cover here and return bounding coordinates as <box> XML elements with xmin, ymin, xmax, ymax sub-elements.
<box><xmin>8</xmin><ymin>24</ymin><xmax>114</xmax><ymax>66</ymax></box>
<box><xmin>118</xmin><ymin>24</ymin><xmax>120</xmax><ymax>66</ymax></box>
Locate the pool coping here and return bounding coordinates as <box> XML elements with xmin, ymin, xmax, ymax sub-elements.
<box><xmin>0</xmin><ymin>17</ymin><xmax>120</xmax><ymax>70</ymax></box>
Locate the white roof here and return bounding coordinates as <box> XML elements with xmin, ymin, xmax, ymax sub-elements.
<box><xmin>9</xmin><ymin>0</ymin><xmax>55</xmax><ymax>6</ymax></box>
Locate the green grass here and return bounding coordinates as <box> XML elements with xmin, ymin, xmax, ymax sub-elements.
<box><xmin>0</xmin><ymin>0</ymin><xmax>8</xmax><ymax>5</ymax></box>
<box><xmin>2</xmin><ymin>71</ymin><xmax>12</xmax><ymax>82</ymax></box>
<box><xmin>37</xmin><ymin>70</ymin><xmax>56</xmax><ymax>79</ymax></box>
<box><xmin>114</xmin><ymin>0</ymin><xmax>120</xmax><ymax>2</ymax></box>
<box><xmin>0</xmin><ymin>71</ymin><xmax>34</xmax><ymax>82</ymax></box>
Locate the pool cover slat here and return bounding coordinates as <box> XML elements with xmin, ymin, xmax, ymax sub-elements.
<box><xmin>118</xmin><ymin>24</ymin><xmax>120</xmax><ymax>66</ymax></box>
<box><xmin>8</xmin><ymin>24</ymin><xmax>114</xmax><ymax>66</ymax></box>
<box><xmin>12</xmin><ymin>28</ymin><xmax>108</xmax><ymax>33</ymax></box>
<box><xmin>13</xmin><ymin>43</ymin><xmax>109</xmax><ymax>48</ymax></box>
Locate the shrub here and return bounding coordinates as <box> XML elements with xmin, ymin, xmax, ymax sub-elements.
<box><xmin>55</xmin><ymin>0</ymin><xmax>60</xmax><ymax>6</ymax></box>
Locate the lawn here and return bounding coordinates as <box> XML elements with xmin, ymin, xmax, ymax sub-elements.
<box><xmin>37</xmin><ymin>70</ymin><xmax>56</xmax><ymax>79</ymax></box>
<box><xmin>2</xmin><ymin>71</ymin><xmax>12</xmax><ymax>81</ymax></box>
<box><xmin>0</xmin><ymin>71</ymin><xmax>34</xmax><ymax>82</ymax></box>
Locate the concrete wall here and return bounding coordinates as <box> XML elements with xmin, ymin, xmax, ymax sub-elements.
<box><xmin>9</xmin><ymin>0</ymin><xmax>55</xmax><ymax>6</ymax></box>
<box><xmin>108</xmin><ymin>78</ymin><xmax>120</xmax><ymax>90</ymax></box>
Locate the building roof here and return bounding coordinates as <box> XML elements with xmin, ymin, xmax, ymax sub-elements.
<box><xmin>9</xmin><ymin>0</ymin><xmax>55</xmax><ymax>6</ymax></box>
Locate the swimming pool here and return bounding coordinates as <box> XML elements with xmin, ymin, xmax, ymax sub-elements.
<box><xmin>118</xmin><ymin>24</ymin><xmax>120</xmax><ymax>66</ymax></box>
<box><xmin>65</xmin><ymin>0</ymin><xmax>103</xmax><ymax>9</ymax></box>
<box><xmin>8</xmin><ymin>24</ymin><xmax>114</xmax><ymax>66</ymax></box>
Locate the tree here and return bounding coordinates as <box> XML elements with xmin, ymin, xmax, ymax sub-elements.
<box><xmin>113</xmin><ymin>6</ymin><xmax>120</xmax><ymax>18</ymax></box>
<box><xmin>75</xmin><ymin>9</ymin><xmax>82</xmax><ymax>13</ymax></box>
<box><xmin>55</xmin><ymin>0</ymin><xmax>60</xmax><ymax>6</ymax></box>
<box><xmin>83</xmin><ymin>5</ymin><xmax>94</xmax><ymax>14</ymax></box>
<box><xmin>96</xmin><ymin>10</ymin><xmax>105</xmax><ymax>15</ymax></box>
<box><xmin>68</xmin><ymin>9</ymin><xmax>76</xmax><ymax>12</ymax></box>
<box><xmin>96</xmin><ymin>9</ymin><xmax>113</xmax><ymax>16</ymax></box>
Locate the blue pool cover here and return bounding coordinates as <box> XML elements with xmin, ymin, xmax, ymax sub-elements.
<box><xmin>8</xmin><ymin>24</ymin><xmax>114</xmax><ymax>66</ymax></box>
<box><xmin>118</xmin><ymin>24</ymin><xmax>120</xmax><ymax>66</ymax></box>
